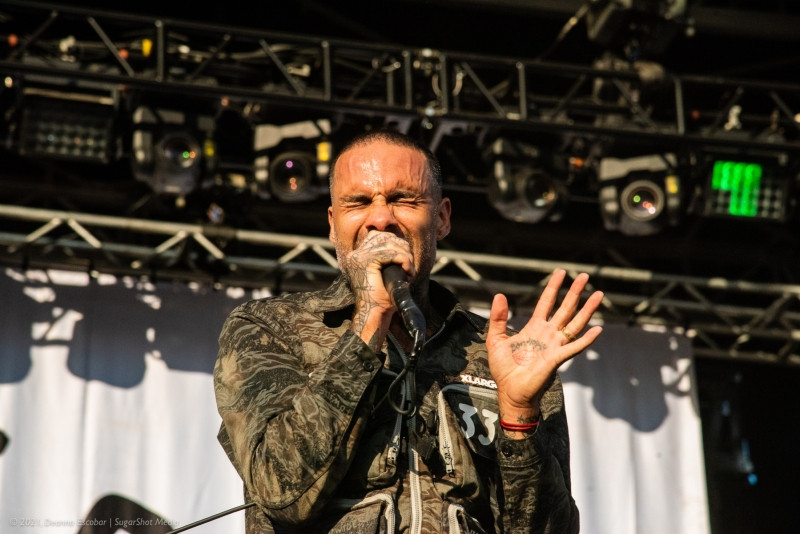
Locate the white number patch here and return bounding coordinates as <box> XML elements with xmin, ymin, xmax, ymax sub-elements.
<box><xmin>458</xmin><ymin>402</ymin><xmax>498</xmax><ymax>445</ymax></box>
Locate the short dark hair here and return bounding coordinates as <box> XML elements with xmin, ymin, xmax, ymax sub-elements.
<box><xmin>330</xmin><ymin>128</ymin><xmax>443</xmax><ymax>201</ymax></box>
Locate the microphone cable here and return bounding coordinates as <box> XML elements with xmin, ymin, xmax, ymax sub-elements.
<box><xmin>166</xmin><ymin>501</ymin><xmax>255</xmax><ymax>534</ymax></box>
<box><xmin>384</xmin><ymin>328</ymin><xmax>424</xmax><ymax>417</ymax></box>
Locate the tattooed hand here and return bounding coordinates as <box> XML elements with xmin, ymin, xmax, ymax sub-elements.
<box><xmin>341</xmin><ymin>230</ymin><xmax>416</xmax><ymax>350</ymax></box>
<box><xmin>487</xmin><ymin>269</ymin><xmax>604</xmax><ymax>436</ymax></box>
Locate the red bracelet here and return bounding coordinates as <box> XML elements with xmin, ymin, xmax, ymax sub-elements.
<box><xmin>499</xmin><ymin>419</ymin><xmax>539</xmax><ymax>432</ymax></box>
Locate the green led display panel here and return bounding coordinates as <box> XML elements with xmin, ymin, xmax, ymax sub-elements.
<box><xmin>704</xmin><ymin>159</ymin><xmax>787</xmax><ymax>221</ymax></box>
<box><xmin>711</xmin><ymin>160</ymin><xmax>762</xmax><ymax>216</ymax></box>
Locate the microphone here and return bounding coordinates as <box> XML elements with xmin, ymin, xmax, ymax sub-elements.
<box><xmin>382</xmin><ymin>264</ymin><xmax>426</xmax><ymax>337</ymax></box>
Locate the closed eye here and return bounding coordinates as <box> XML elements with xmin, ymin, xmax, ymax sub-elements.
<box><xmin>387</xmin><ymin>190</ymin><xmax>425</xmax><ymax>205</ymax></box>
<box><xmin>340</xmin><ymin>194</ymin><xmax>372</xmax><ymax>207</ymax></box>
<box><xmin>339</xmin><ymin>190</ymin><xmax>426</xmax><ymax>208</ymax></box>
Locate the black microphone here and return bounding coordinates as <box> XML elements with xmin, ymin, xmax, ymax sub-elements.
<box><xmin>382</xmin><ymin>264</ymin><xmax>426</xmax><ymax>337</ymax></box>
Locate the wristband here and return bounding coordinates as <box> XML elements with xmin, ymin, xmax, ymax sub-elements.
<box><xmin>499</xmin><ymin>419</ymin><xmax>539</xmax><ymax>432</ymax></box>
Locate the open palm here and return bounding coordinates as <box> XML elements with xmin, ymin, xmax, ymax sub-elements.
<box><xmin>487</xmin><ymin>269</ymin><xmax>604</xmax><ymax>416</ymax></box>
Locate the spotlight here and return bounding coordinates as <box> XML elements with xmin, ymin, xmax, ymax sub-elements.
<box><xmin>132</xmin><ymin>106</ymin><xmax>215</xmax><ymax>197</ymax></box>
<box><xmin>488</xmin><ymin>166</ymin><xmax>564</xmax><ymax>224</ymax></box>
<box><xmin>18</xmin><ymin>87</ymin><xmax>117</xmax><ymax>163</ymax></box>
<box><xmin>269</xmin><ymin>151</ymin><xmax>316</xmax><ymax>202</ymax></box>
<box><xmin>701</xmin><ymin>154</ymin><xmax>792</xmax><ymax>222</ymax></box>
<box><xmin>487</xmin><ymin>138</ymin><xmax>565</xmax><ymax>224</ymax></box>
<box><xmin>253</xmin><ymin>119</ymin><xmax>331</xmax><ymax>202</ymax></box>
<box><xmin>598</xmin><ymin>153</ymin><xmax>680</xmax><ymax>236</ymax></box>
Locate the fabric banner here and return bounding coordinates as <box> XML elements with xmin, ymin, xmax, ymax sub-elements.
<box><xmin>560</xmin><ymin>324</ymin><xmax>710</xmax><ymax>534</ymax></box>
<box><xmin>0</xmin><ymin>268</ymin><xmax>709</xmax><ymax>533</ymax></box>
<box><xmin>0</xmin><ymin>268</ymin><xmax>250</xmax><ymax>533</ymax></box>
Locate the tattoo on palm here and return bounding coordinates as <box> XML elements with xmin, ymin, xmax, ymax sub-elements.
<box><xmin>509</xmin><ymin>338</ymin><xmax>547</xmax><ymax>364</ymax></box>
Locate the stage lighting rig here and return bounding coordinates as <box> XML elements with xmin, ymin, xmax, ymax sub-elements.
<box><xmin>131</xmin><ymin>105</ymin><xmax>215</xmax><ymax>198</ymax></box>
<box><xmin>15</xmin><ymin>86</ymin><xmax>118</xmax><ymax>164</ymax></box>
<box><xmin>598</xmin><ymin>153</ymin><xmax>681</xmax><ymax>236</ymax></box>
<box><xmin>253</xmin><ymin>119</ymin><xmax>332</xmax><ymax>203</ymax></box>
<box><xmin>487</xmin><ymin>138</ymin><xmax>567</xmax><ymax>224</ymax></box>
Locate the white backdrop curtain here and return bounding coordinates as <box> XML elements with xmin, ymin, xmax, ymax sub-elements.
<box><xmin>0</xmin><ymin>268</ymin><xmax>709</xmax><ymax>533</ymax></box>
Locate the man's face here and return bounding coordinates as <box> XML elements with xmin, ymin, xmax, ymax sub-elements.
<box><xmin>327</xmin><ymin>140</ymin><xmax>451</xmax><ymax>283</ymax></box>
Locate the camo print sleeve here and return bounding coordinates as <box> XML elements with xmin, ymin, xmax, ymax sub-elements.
<box><xmin>214</xmin><ymin>302</ymin><xmax>383</xmax><ymax>526</ymax></box>
<box><xmin>494</xmin><ymin>378</ymin><xmax>580</xmax><ymax>533</ymax></box>
<box><xmin>447</xmin><ymin>308</ymin><xmax>580</xmax><ymax>534</ymax></box>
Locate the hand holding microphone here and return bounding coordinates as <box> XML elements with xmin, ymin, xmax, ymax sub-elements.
<box><xmin>342</xmin><ymin>230</ymin><xmax>426</xmax><ymax>346</ymax></box>
<box><xmin>382</xmin><ymin>264</ymin><xmax>426</xmax><ymax>337</ymax></box>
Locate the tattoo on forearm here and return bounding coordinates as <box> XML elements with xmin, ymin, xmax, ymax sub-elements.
<box><xmin>345</xmin><ymin>256</ymin><xmax>387</xmax><ymax>351</ymax></box>
<box><xmin>352</xmin><ymin>300</ymin><xmax>382</xmax><ymax>343</ymax></box>
<box><xmin>515</xmin><ymin>414</ymin><xmax>539</xmax><ymax>424</ymax></box>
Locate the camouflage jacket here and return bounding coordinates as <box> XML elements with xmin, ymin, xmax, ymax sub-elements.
<box><xmin>214</xmin><ymin>276</ymin><xmax>579</xmax><ymax>534</ymax></box>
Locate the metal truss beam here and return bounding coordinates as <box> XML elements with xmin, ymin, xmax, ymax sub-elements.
<box><xmin>1</xmin><ymin>1</ymin><xmax>799</xmax><ymax>156</ymax></box>
<box><xmin>1</xmin><ymin>203</ymin><xmax>798</xmax><ymax>367</ymax></box>
<box><xmin>2</xmin><ymin>2</ymin><xmax>799</xmax><ymax>368</ymax></box>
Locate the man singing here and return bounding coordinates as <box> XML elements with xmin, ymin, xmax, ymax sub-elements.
<box><xmin>214</xmin><ymin>128</ymin><xmax>603</xmax><ymax>533</ymax></box>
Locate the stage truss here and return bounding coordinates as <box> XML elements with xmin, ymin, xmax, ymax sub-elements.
<box><xmin>1</xmin><ymin>2</ymin><xmax>799</xmax><ymax>366</ymax></box>
<box><xmin>1</xmin><ymin>203</ymin><xmax>799</xmax><ymax>367</ymax></box>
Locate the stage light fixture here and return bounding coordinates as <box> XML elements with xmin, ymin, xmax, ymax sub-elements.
<box><xmin>598</xmin><ymin>153</ymin><xmax>680</xmax><ymax>236</ymax></box>
<box><xmin>253</xmin><ymin>119</ymin><xmax>331</xmax><ymax>202</ymax></box>
<box><xmin>487</xmin><ymin>138</ymin><xmax>566</xmax><ymax>224</ymax></box>
<box><xmin>488</xmin><ymin>166</ymin><xmax>564</xmax><ymax>224</ymax></box>
<box><xmin>18</xmin><ymin>87</ymin><xmax>117</xmax><ymax>163</ymax></box>
<box><xmin>132</xmin><ymin>106</ymin><xmax>215</xmax><ymax>197</ymax></box>
<box><xmin>702</xmin><ymin>155</ymin><xmax>792</xmax><ymax>222</ymax></box>
<box><xmin>268</xmin><ymin>151</ymin><xmax>316</xmax><ymax>202</ymax></box>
